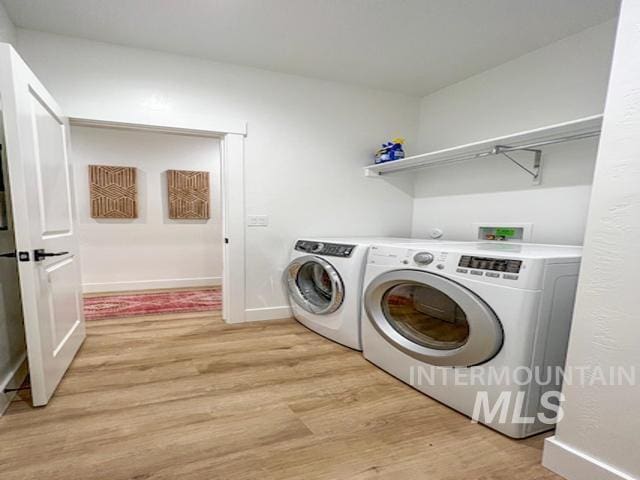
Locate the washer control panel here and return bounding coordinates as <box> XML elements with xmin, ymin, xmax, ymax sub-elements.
<box><xmin>367</xmin><ymin>245</ymin><xmax>546</xmax><ymax>290</ymax></box>
<box><xmin>295</xmin><ymin>240</ymin><xmax>355</xmax><ymax>257</ymax></box>
<box><xmin>458</xmin><ymin>255</ymin><xmax>522</xmax><ymax>274</ymax></box>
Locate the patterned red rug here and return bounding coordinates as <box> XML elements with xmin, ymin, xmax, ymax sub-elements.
<box><xmin>84</xmin><ymin>288</ymin><xmax>222</xmax><ymax>320</ymax></box>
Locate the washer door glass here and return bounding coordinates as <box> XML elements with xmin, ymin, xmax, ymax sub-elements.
<box><xmin>382</xmin><ymin>283</ymin><xmax>469</xmax><ymax>350</ymax></box>
<box><xmin>285</xmin><ymin>256</ymin><xmax>344</xmax><ymax>315</ymax></box>
<box><xmin>365</xmin><ymin>270</ymin><xmax>503</xmax><ymax>366</ymax></box>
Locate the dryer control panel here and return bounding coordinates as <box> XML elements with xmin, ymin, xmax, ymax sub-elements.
<box><xmin>295</xmin><ymin>240</ymin><xmax>355</xmax><ymax>257</ymax></box>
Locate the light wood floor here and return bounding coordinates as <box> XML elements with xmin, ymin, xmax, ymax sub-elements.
<box><xmin>0</xmin><ymin>311</ymin><xmax>560</xmax><ymax>480</ymax></box>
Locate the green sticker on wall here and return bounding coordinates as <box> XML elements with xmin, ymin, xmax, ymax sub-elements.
<box><xmin>495</xmin><ymin>228</ymin><xmax>516</xmax><ymax>238</ymax></box>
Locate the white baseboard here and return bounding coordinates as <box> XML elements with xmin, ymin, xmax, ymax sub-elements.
<box><xmin>83</xmin><ymin>276</ymin><xmax>222</xmax><ymax>293</ymax></box>
<box><xmin>0</xmin><ymin>354</ymin><xmax>28</xmax><ymax>416</ymax></box>
<box><xmin>543</xmin><ymin>436</ymin><xmax>636</xmax><ymax>480</ymax></box>
<box><xmin>244</xmin><ymin>305</ymin><xmax>292</xmax><ymax>322</ymax></box>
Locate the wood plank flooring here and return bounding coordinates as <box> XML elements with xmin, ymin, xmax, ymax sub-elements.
<box><xmin>0</xmin><ymin>312</ymin><xmax>560</xmax><ymax>480</ymax></box>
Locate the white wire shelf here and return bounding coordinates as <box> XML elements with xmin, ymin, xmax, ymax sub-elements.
<box><xmin>364</xmin><ymin>114</ymin><xmax>603</xmax><ymax>178</ymax></box>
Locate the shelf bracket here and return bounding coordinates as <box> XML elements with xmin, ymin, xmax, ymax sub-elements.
<box><xmin>493</xmin><ymin>145</ymin><xmax>543</xmax><ymax>185</ymax></box>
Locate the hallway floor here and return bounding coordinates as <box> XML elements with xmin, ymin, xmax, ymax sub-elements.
<box><xmin>0</xmin><ymin>312</ymin><xmax>560</xmax><ymax>479</ymax></box>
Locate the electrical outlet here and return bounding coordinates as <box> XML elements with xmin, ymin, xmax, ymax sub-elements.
<box><xmin>247</xmin><ymin>215</ymin><xmax>269</xmax><ymax>227</ymax></box>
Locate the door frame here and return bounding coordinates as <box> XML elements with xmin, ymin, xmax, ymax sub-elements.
<box><xmin>69</xmin><ymin>116</ymin><xmax>247</xmax><ymax>324</ymax></box>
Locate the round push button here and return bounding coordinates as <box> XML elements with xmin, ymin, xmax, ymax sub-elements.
<box><xmin>414</xmin><ymin>252</ymin><xmax>435</xmax><ymax>265</ymax></box>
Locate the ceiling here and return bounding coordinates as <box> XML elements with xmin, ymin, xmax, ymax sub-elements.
<box><xmin>2</xmin><ymin>0</ymin><xmax>619</xmax><ymax>96</ymax></box>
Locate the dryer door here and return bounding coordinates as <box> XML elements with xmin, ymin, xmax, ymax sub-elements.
<box><xmin>285</xmin><ymin>255</ymin><xmax>345</xmax><ymax>315</ymax></box>
<box><xmin>364</xmin><ymin>270</ymin><xmax>503</xmax><ymax>366</ymax></box>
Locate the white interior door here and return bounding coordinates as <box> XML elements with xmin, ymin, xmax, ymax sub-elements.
<box><xmin>0</xmin><ymin>44</ymin><xmax>85</xmax><ymax>406</ymax></box>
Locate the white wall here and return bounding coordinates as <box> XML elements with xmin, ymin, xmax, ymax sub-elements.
<box><xmin>70</xmin><ymin>126</ymin><xmax>222</xmax><ymax>293</ymax></box>
<box><xmin>14</xmin><ymin>29</ymin><xmax>418</xmax><ymax>316</ymax></box>
<box><xmin>0</xmin><ymin>2</ymin><xmax>15</xmax><ymax>45</ymax></box>
<box><xmin>543</xmin><ymin>2</ymin><xmax>640</xmax><ymax>478</ymax></box>
<box><xmin>12</xmin><ymin>20</ymin><xmax>617</xmax><ymax>319</ymax></box>
<box><xmin>412</xmin><ymin>21</ymin><xmax>617</xmax><ymax>245</ymax></box>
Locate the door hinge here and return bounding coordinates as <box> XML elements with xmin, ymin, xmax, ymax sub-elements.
<box><xmin>18</xmin><ymin>251</ymin><xmax>30</xmax><ymax>262</ymax></box>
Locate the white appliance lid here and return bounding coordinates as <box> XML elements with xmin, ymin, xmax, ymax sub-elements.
<box><xmin>299</xmin><ymin>237</ymin><xmax>464</xmax><ymax>246</ymax></box>
<box><xmin>384</xmin><ymin>241</ymin><xmax>582</xmax><ymax>259</ymax></box>
<box><xmin>298</xmin><ymin>237</ymin><xmax>438</xmax><ymax>245</ymax></box>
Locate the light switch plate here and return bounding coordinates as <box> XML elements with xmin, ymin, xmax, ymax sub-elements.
<box><xmin>247</xmin><ymin>215</ymin><xmax>269</xmax><ymax>227</ymax></box>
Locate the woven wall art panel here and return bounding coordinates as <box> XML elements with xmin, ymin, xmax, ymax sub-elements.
<box><xmin>89</xmin><ymin>165</ymin><xmax>137</xmax><ymax>219</ymax></box>
<box><xmin>167</xmin><ymin>170</ymin><xmax>210</xmax><ymax>220</ymax></box>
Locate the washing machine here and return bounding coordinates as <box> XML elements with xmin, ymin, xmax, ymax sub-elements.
<box><xmin>284</xmin><ymin>237</ymin><xmax>440</xmax><ymax>350</ymax></box>
<box><xmin>362</xmin><ymin>241</ymin><xmax>581</xmax><ymax>438</ymax></box>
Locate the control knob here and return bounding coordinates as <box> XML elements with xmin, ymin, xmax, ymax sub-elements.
<box><xmin>414</xmin><ymin>252</ymin><xmax>435</xmax><ymax>265</ymax></box>
<box><xmin>311</xmin><ymin>242</ymin><xmax>324</xmax><ymax>253</ymax></box>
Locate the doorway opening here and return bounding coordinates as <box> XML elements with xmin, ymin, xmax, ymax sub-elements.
<box><xmin>70</xmin><ymin>125</ymin><xmax>225</xmax><ymax>321</ymax></box>
<box><xmin>0</xmin><ymin>117</ymin><xmax>29</xmax><ymax>414</ymax></box>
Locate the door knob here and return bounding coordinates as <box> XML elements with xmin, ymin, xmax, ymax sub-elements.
<box><xmin>0</xmin><ymin>251</ymin><xmax>16</xmax><ymax>258</ymax></box>
<box><xmin>34</xmin><ymin>249</ymin><xmax>69</xmax><ymax>262</ymax></box>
